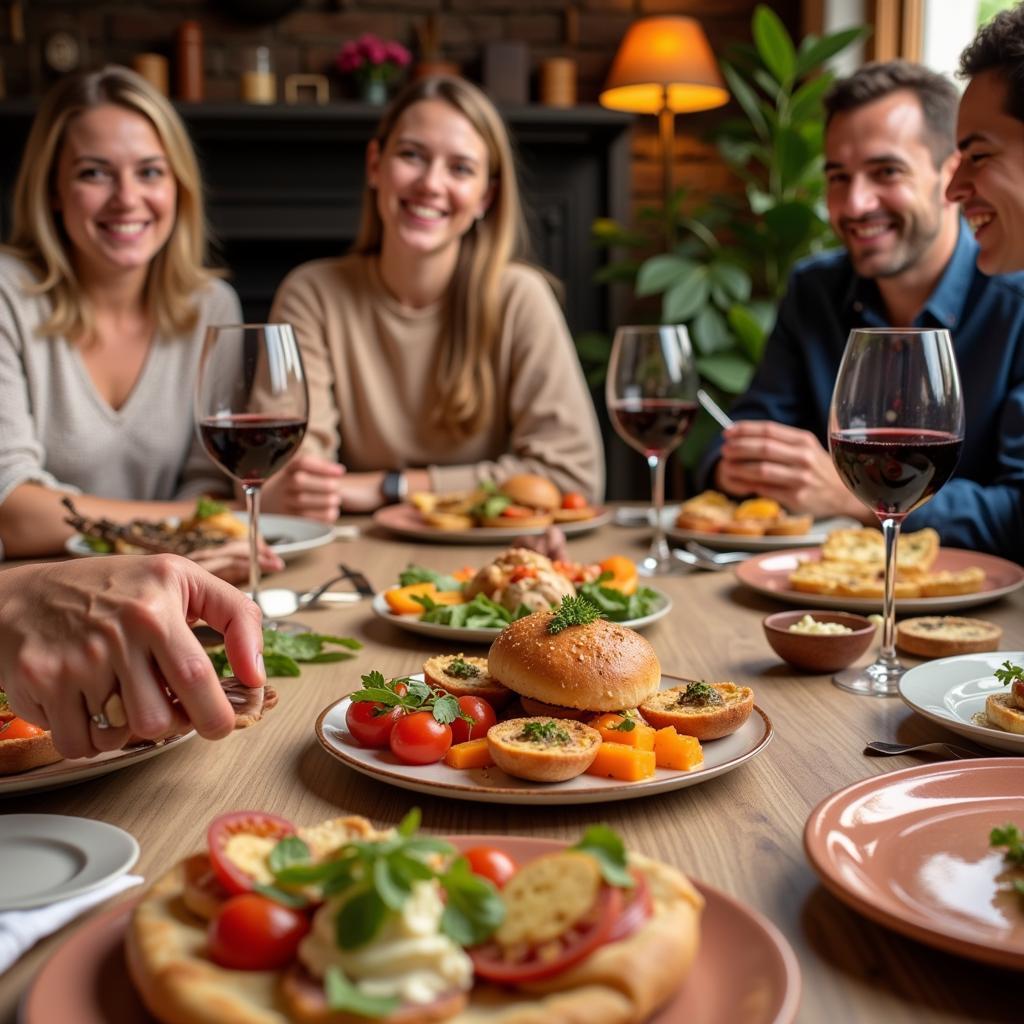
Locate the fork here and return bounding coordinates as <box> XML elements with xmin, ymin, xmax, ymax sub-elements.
<box><xmin>863</xmin><ymin>740</ymin><xmax>985</xmax><ymax>760</ymax></box>
<box><xmin>684</xmin><ymin>540</ymin><xmax>750</xmax><ymax>565</ymax></box>
<box><xmin>338</xmin><ymin>563</ymin><xmax>375</xmax><ymax>597</ymax></box>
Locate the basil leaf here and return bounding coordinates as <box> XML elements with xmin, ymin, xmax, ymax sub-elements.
<box><xmin>252</xmin><ymin>882</ymin><xmax>310</xmax><ymax>909</ymax></box>
<box><xmin>572</xmin><ymin>825</ymin><xmax>634</xmax><ymax>888</ymax></box>
<box><xmin>440</xmin><ymin>857</ymin><xmax>505</xmax><ymax>946</ymax></box>
<box><xmin>268</xmin><ymin>835</ymin><xmax>310</xmax><ymax>875</ymax></box>
<box><xmin>398</xmin><ymin>808</ymin><xmax>421</xmax><ymax>836</ymax></box>
<box><xmin>336</xmin><ymin>886</ymin><xmax>389</xmax><ymax>949</ymax></box>
<box><xmin>432</xmin><ymin>694</ymin><xmax>460</xmax><ymax>725</ymax></box>
<box><xmin>262</xmin><ymin>652</ymin><xmax>301</xmax><ymax>677</ymax></box>
<box><xmin>374</xmin><ymin>856</ymin><xmax>411</xmax><ymax>910</ymax></box>
<box><xmin>348</xmin><ymin>687</ymin><xmax>404</xmax><ymax>706</ymax></box>
<box><xmin>324</xmin><ymin>966</ymin><xmax>400</xmax><ymax>1018</ymax></box>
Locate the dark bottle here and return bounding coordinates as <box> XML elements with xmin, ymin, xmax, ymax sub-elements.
<box><xmin>177</xmin><ymin>20</ymin><xmax>204</xmax><ymax>101</ymax></box>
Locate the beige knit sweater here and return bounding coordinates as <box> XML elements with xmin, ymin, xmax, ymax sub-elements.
<box><xmin>269</xmin><ymin>254</ymin><xmax>605</xmax><ymax>501</ymax></box>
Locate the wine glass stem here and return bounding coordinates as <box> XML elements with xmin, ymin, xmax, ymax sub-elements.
<box><xmin>879</xmin><ymin>516</ymin><xmax>901</xmax><ymax>666</ymax></box>
<box><xmin>648</xmin><ymin>454</ymin><xmax>669</xmax><ymax>561</ymax></box>
<box><xmin>244</xmin><ymin>484</ymin><xmax>262</xmax><ymax>613</ymax></box>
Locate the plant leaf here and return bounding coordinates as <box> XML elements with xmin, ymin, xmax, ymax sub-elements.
<box><xmin>336</xmin><ymin>886</ymin><xmax>389</xmax><ymax>949</ymax></box>
<box><xmin>794</xmin><ymin>26</ymin><xmax>869</xmax><ymax>79</ymax></box>
<box><xmin>636</xmin><ymin>254</ymin><xmax>694</xmax><ymax>296</ymax></box>
<box><xmin>728</xmin><ymin>304</ymin><xmax>768</xmax><ymax>363</ymax></box>
<box><xmin>692</xmin><ymin>306</ymin><xmax>733</xmax><ymax>355</ymax></box>
<box><xmin>708</xmin><ymin>262</ymin><xmax>752</xmax><ymax>303</ymax></box>
<box><xmin>721</xmin><ymin>62</ymin><xmax>769</xmax><ymax>140</ymax></box>
<box><xmin>572</xmin><ymin>825</ymin><xmax>634</xmax><ymax>888</ymax></box>
<box><xmin>753</xmin><ymin>4</ymin><xmax>796</xmax><ymax>86</ymax></box>
<box><xmin>662</xmin><ymin>268</ymin><xmax>709</xmax><ymax>323</ymax></box>
<box><xmin>788</xmin><ymin>73</ymin><xmax>834</xmax><ymax>123</ymax></box>
<box><xmin>697</xmin><ymin>352</ymin><xmax>756</xmax><ymax>394</ymax></box>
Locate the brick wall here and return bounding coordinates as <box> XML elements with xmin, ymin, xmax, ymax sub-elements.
<box><xmin>0</xmin><ymin>0</ymin><xmax>799</xmax><ymax>214</ymax></box>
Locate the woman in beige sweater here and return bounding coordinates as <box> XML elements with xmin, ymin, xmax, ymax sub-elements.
<box><xmin>264</xmin><ymin>76</ymin><xmax>604</xmax><ymax>518</ymax></box>
<box><xmin>0</xmin><ymin>66</ymin><xmax>280</xmax><ymax>578</ymax></box>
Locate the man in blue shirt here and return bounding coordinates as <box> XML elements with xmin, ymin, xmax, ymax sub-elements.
<box><xmin>698</xmin><ymin>61</ymin><xmax>1024</xmax><ymax>560</ymax></box>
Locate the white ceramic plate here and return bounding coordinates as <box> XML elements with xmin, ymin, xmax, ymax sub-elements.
<box><xmin>667</xmin><ymin>516</ymin><xmax>859</xmax><ymax>552</ymax></box>
<box><xmin>0</xmin><ymin>814</ymin><xmax>139</xmax><ymax>911</ymax></box>
<box><xmin>734</xmin><ymin>547</ymin><xmax>1024</xmax><ymax>613</ymax></box>
<box><xmin>315</xmin><ymin>673</ymin><xmax>772</xmax><ymax>805</ymax></box>
<box><xmin>371</xmin><ymin>588</ymin><xmax>673</xmax><ymax>644</ymax></box>
<box><xmin>373</xmin><ymin>504</ymin><xmax>612</xmax><ymax>543</ymax></box>
<box><xmin>0</xmin><ymin>732</ymin><xmax>195</xmax><ymax>798</ymax></box>
<box><xmin>899</xmin><ymin>651</ymin><xmax>1024</xmax><ymax>754</ymax></box>
<box><xmin>65</xmin><ymin>513</ymin><xmax>334</xmax><ymax>562</ymax></box>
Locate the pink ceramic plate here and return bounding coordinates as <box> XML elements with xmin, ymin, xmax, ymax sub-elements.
<box><xmin>804</xmin><ymin>759</ymin><xmax>1024</xmax><ymax>969</ymax></box>
<box><xmin>373</xmin><ymin>503</ymin><xmax>611</xmax><ymax>543</ymax></box>
<box><xmin>735</xmin><ymin>547</ymin><xmax>1024</xmax><ymax>614</ymax></box>
<box><xmin>22</xmin><ymin>836</ymin><xmax>800</xmax><ymax>1024</ymax></box>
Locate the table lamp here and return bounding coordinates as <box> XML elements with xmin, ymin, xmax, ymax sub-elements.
<box><xmin>600</xmin><ymin>17</ymin><xmax>728</xmax><ymax>219</ymax></box>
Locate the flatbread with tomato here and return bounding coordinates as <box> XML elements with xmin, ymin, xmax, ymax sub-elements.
<box><xmin>126</xmin><ymin>814</ymin><xmax>702</xmax><ymax>1024</ymax></box>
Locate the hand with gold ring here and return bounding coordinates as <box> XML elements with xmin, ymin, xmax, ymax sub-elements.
<box><xmin>0</xmin><ymin>554</ymin><xmax>264</xmax><ymax>760</ymax></box>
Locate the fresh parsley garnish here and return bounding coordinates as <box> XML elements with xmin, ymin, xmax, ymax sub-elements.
<box><xmin>676</xmin><ymin>681</ymin><xmax>724</xmax><ymax>708</ymax></box>
<box><xmin>349</xmin><ymin>671</ymin><xmax>472</xmax><ymax>728</ymax></box>
<box><xmin>994</xmin><ymin>661</ymin><xmax>1024</xmax><ymax>688</ymax></box>
<box><xmin>547</xmin><ymin>595</ymin><xmax>601</xmax><ymax>634</ymax></box>
<box><xmin>445</xmin><ymin>656</ymin><xmax>481</xmax><ymax>679</ymax></box>
<box><xmin>572</xmin><ymin>825</ymin><xmax>635</xmax><ymax>889</ymax></box>
<box><xmin>195</xmin><ymin>496</ymin><xmax>229</xmax><ymax>520</ymax></box>
<box><xmin>517</xmin><ymin>720</ymin><xmax>571</xmax><ymax>744</ymax></box>
<box><xmin>207</xmin><ymin>628</ymin><xmax>362</xmax><ymax>678</ymax></box>
<box><xmin>609</xmin><ymin>717</ymin><xmax>636</xmax><ymax>732</ymax></box>
<box><xmin>990</xmin><ymin>824</ymin><xmax>1024</xmax><ymax>905</ymax></box>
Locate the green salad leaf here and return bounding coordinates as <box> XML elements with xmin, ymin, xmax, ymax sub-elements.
<box><xmin>572</xmin><ymin>825</ymin><xmax>635</xmax><ymax>889</ymax></box>
<box><xmin>207</xmin><ymin>628</ymin><xmax>362</xmax><ymax>678</ymax></box>
<box><xmin>397</xmin><ymin>564</ymin><xmax>464</xmax><ymax>592</ymax></box>
<box><xmin>414</xmin><ymin>592</ymin><xmax>531</xmax><ymax>629</ymax></box>
<box><xmin>325</xmin><ymin>966</ymin><xmax>400</xmax><ymax>1018</ymax></box>
<box><xmin>578</xmin><ymin>573</ymin><xmax>663</xmax><ymax>622</ymax></box>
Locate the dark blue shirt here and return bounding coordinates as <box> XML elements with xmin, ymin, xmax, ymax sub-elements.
<box><xmin>697</xmin><ymin>225</ymin><xmax>1024</xmax><ymax>561</ymax></box>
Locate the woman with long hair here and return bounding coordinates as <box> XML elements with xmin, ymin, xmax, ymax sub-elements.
<box><xmin>0</xmin><ymin>65</ymin><xmax>280</xmax><ymax>577</ymax></box>
<box><xmin>263</xmin><ymin>75</ymin><xmax>603</xmax><ymax>518</ymax></box>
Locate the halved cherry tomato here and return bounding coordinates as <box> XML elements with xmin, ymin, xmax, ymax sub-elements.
<box><xmin>450</xmin><ymin>696</ymin><xmax>497</xmax><ymax>745</ymax></box>
<box><xmin>1013</xmin><ymin>678</ymin><xmax>1024</xmax><ymax>705</ymax></box>
<box><xmin>470</xmin><ymin>883</ymin><xmax>622</xmax><ymax>983</ymax></box>
<box><xmin>346</xmin><ymin>700</ymin><xmax>403</xmax><ymax>748</ymax></box>
<box><xmin>561</xmin><ymin>492</ymin><xmax>587</xmax><ymax>510</ymax></box>
<box><xmin>464</xmin><ymin>846</ymin><xmax>517</xmax><ymax>888</ymax></box>
<box><xmin>208</xmin><ymin>893</ymin><xmax>310</xmax><ymax>970</ymax></box>
<box><xmin>606</xmin><ymin>870</ymin><xmax>652</xmax><ymax>943</ymax></box>
<box><xmin>0</xmin><ymin>717</ymin><xmax>46</xmax><ymax>740</ymax></box>
<box><xmin>500</xmin><ymin>505</ymin><xmax>536</xmax><ymax>518</ymax></box>
<box><xmin>389</xmin><ymin>711</ymin><xmax>452</xmax><ymax>765</ymax></box>
<box><xmin>207</xmin><ymin>811</ymin><xmax>296</xmax><ymax>895</ymax></box>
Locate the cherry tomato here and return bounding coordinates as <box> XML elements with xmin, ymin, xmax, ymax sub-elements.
<box><xmin>1013</xmin><ymin>678</ymin><xmax>1024</xmax><ymax>705</ymax></box>
<box><xmin>561</xmin><ymin>492</ymin><xmax>587</xmax><ymax>510</ymax></box>
<box><xmin>470</xmin><ymin>883</ymin><xmax>622</xmax><ymax>983</ymax></box>
<box><xmin>0</xmin><ymin>717</ymin><xmax>46</xmax><ymax>740</ymax></box>
<box><xmin>389</xmin><ymin>711</ymin><xmax>452</xmax><ymax>765</ymax></box>
<box><xmin>605</xmin><ymin>871</ymin><xmax>652</xmax><ymax>943</ymax></box>
<box><xmin>207</xmin><ymin>811</ymin><xmax>295</xmax><ymax>895</ymax></box>
<box><xmin>346</xmin><ymin>700</ymin><xmax>403</xmax><ymax>748</ymax></box>
<box><xmin>208</xmin><ymin>893</ymin><xmax>310</xmax><ymax>970</ymax></box>
<box><xmin>450</xmin><ymin>696</ymin><xmax>497</xmax><ymax>745</ymax></box>
<box><xmin>464</xmin><ymin>846</ymin><xmax>517</xmax><ymax>888</ymax></box>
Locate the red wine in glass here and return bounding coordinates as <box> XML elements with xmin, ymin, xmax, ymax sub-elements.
<box><xmin>830</xmin><ymin>428</ymin><xmax>963</xmax><ymax>519</ymax></box>
<box><xmin>199</xmin><ymin>414</ymin><xmax>307</xmax><ymax>487</ymax></box>
<box><xmin>609</xmin><ymin>399</ymin><xmax>699</xmax><ymax>458</ymax></box>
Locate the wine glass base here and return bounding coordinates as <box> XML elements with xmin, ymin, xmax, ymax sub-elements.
<box><xmin>638</xmin><ymin>550</ymin><xmax>693</xmax><ymax>577</ymax></box>
<box><xmin>832</xmin><ymin>659</ymin><xmax>904</xmax><ymax>697</ymax></box>
<box><xmin>262</xmin><ymin>619</ymin><xmax>311</xmax><ymax>635</ymax></box>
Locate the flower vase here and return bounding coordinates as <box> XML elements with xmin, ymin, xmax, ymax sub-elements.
<box><xmin>361</xmin><ymin>78</ymin><xmax>388</xmax><ymax>105</ymax></box>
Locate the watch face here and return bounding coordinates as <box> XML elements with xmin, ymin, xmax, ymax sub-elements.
<box><xmin>44</xmin><ymin>31</ymin><xmax>82</xmax><ymax>74</ymax></box>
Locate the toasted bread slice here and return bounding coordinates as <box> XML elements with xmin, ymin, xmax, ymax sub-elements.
<box><xmin>639</xmin><ymin>682</ymin><xmax>753</xmax><ymax>740</ymax></box>
<box><xmin>486</xmin><ymin>717</ymin><xmax>601</xmax><ymax>782</ymax></box>
<box><xmin>0</xmin><ymin>731</ymin><xmax>63</xmax><ymax>775</ymax></box>
<box><xmin>985</xmin><ymin>692</ymin><xmax>1024</xmax><ymax>734</ymax></box>
<box><xmin>896</xmin><ymin>616</ymin><xmax>1002</xmax><ymax>658</ymax></box>
<box><xmin>917</xmin><ymin>568</ymin><xmax>986</xmax><ymax>597</ymax></box>
<box><xmin>765</xmin><ymin>513</ymin><xmax>813</xmax><ymax>536</ymax></box>
<box><xmin>821</xmin><ymin>527</ymin><xmax>939</xmax><ymax>572</ymax></box>
<box><xmin>423</xmin><ymin>654</ymin><xmax>514</xmax><ymax>708</ymax></box>
<box><xmin>423</xmin><ymin>510</ymin><xmax>475</xmax><ymax>531</ymax></box>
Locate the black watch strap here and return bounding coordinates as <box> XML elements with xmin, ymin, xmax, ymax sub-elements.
<box><xmin>381</xmin><ymin>470</ymin><xmax>407</xmax><ymax>505</ymax></box>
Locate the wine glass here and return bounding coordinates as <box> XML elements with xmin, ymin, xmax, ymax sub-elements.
<box><xmin>606</xmin><ymin>325</ymin><xmax>699</xmax><ymax>576</ymax></box>
<box><xmin>195</xmin><ymin>324</ymin><xmax>309</xmax><ymax>626</ymax></box>
<box><xmin>828</xmin><ymin>328</ymin><xmax>964</xmax><ymax>696</ymax></box>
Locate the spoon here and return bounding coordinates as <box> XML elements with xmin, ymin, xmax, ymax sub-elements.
<box><xmin>863</xmin><ymin>740</ymin><xmax>984</xmax><ymax>760</ymax></box>
<box><xmin>255</xmin><ymin>570</ymin><xmax>363</xmax><ymax>619</ymax></box>
<box><xmin>684</xmin><ymin>540</ymin><xmax>749</xmax><ymax>565</ymax></box>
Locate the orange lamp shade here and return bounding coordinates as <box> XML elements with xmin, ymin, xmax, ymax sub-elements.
<box><xmin>600</xmin><ymin>16</ymin><xmax>728</xmax><ymax>114</ymax></box>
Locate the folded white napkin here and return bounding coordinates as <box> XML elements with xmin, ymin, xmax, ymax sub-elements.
<box><xmin>0</xmin><ymin>873</ymin><xmax>143</xmax><ymax>973</ymax></box>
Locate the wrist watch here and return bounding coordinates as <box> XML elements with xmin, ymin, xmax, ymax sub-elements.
<box><xmin>381</xmin><ymin>470</ymin><xmax>408</xmax><ymax>505</ymax></box>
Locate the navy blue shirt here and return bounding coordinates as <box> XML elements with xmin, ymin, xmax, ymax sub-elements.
<box><xmin>697</xmin><ymin>225</ymin><xmax>1024</xmax><ymax>561</ymax></box>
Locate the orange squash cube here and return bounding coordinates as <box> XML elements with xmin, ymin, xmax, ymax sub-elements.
<box><xmin>590</xmin><ymin>713</ymin><xmax>656</xmax><ymax>751</ymax></box>
<box><xmin>654</xmin><ymin>727</ymin><xmax>704</xmax><ymax>770</ymax></box>
<box><xmin>585</xmin><ymin>742</ymin><xmax>656</xmax><ymax>782</ymax></box>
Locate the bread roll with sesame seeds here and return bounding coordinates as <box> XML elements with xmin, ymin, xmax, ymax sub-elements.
<box><xmin>487</xmin><ymin>610</ymin><xmax>661</xmax><ymax>713</ymax></box>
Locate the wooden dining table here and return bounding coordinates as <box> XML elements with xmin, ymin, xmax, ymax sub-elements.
<box><xmin>1</xmin><ymin>511</ymin><xmax>1021</xmax><ymax>1023</ymax></box>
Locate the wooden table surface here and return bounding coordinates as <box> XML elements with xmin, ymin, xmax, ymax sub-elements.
<box><xmin>2</xmin><ymin>514</ymin><xmax>1022</xmax><ymax>1023</ymax></box>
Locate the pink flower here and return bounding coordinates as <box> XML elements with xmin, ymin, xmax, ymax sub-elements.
<box><xmin>335</xmin><ymin>33</ymin><xmax>410</xmax><ymax>85</ymax></box>
<box><xmin>385</xmin><ymin>41</ymin><xmax>411</xmax><ymax>67</ymax></box>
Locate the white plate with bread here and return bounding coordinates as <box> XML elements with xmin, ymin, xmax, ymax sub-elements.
<box><xmin>667</xmin><ymin>516</ymin><xmax>858</xmax><ymax>552</ymax></box>
<box><xmin>899</xmin><ymin>652</ymin><xmax>1024</xmax><ymax>755</ymax></box>
<box><xmin>371</xmin><ymin>587</ymin><xmax>673</xmax><ymax>644</ymax></box>
<box><xmin>315</xmin><ymin>672</ymin><xmax>772</xmax><ymax>805</ymax></box>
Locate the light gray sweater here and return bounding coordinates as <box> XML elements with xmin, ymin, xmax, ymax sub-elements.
<box><xmin>0</xmin><ymin>252</ymin><xmax>241</xmax><ymax>508</ymax></box>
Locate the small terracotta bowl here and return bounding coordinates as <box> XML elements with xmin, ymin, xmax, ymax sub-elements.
<box><xmin>762</xmin><ymin>610</ymin><xmax>876</xmax><ymax>673</ymax></box>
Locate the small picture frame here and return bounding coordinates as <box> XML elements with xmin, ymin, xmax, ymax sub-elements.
<box><xmin>284</xmin><ymin>73</ymin><xmax>329</xmax><ymax>105</ymax></box>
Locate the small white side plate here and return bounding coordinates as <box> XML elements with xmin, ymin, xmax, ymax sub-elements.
<box><xmin>0</xmin><ymin>814</ymin><xmax>139</xmax><ymax>911</ymax></box>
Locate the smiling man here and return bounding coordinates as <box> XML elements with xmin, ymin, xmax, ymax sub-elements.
<box><xmin>698</xmin><ymin>61</ymin><xmax>1024</xmax><ymax>560</ymax></box>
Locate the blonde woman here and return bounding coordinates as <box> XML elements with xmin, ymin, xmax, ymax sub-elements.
<box><xmin>0</xmin><ymin>65</ymin><xmax>281</xmax><ymax>577</ymax></box>
<box><xmin>263</xmin><ymin>76</ymin><xmax>603</xmax><ymax>518</ymax></box>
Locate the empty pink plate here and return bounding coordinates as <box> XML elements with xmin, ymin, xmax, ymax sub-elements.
<box><xmin>804</xmin><ymin>759</ymin><xmax>1024</xmax><ymax>969</ymax></box>
<box><xmin>23</xmin><ymin>836</ymin><xmax>800</xmax><ymax>1023</ymax></box>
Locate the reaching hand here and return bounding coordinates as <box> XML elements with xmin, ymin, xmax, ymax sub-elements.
<box><xmin>261</xmin><ymin>452</ymin><xmax>343</xmax><ymax>522</ymax></box>
<box><xmin>0</xmin><ymin>555</ymin><xmax>264</xmax><ymax>760</ymax></box>
<box><xmin>715</xmin><ymin>420</ymin><xmax>869</xmax><ymax>520</ymax></box>
<box><xmin>190</xmin><ymin>537</ymin><xmax>284</xmax><ymax>583</ymax></box>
